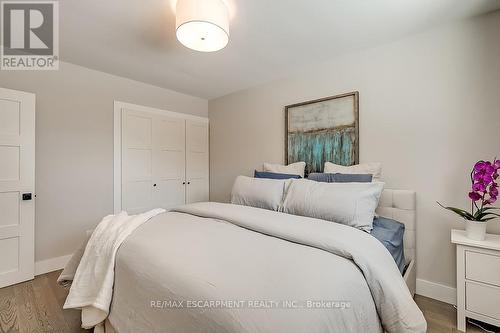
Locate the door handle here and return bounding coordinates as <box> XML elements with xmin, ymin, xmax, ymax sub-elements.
<box><xmin>182</xmin><ymin>181</ymin><xmax>186</xmax><ymax>185</ymax></box>
<box><xmin>22</xmin><ymin>193</ymin><xmax>32</xmax><ymax>201</ymax></box>
<box><xmin>187</xmin><ymin>182</ymin><xmax>191</xmax><ymax>185</ymax></box>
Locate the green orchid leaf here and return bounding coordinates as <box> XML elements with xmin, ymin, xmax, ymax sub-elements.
<box><xmin>480</xmin><ymin>217</ymin><xmax>498</xmax><ymax>222</ymax></box>
<box><xmin>475</xmin><ymin>207</ymin><xmax>500</xmax><ymax>216</ymax></box>
<box><xmin>479</xmin><ymin>207</ymin><xmax>500</xmax><ymax>211</ymax></box>
<box><xmin>475</xmin><ymin>212</ymin><xmax>500</xmax><ymax>220</ymax></box>
<box><xmin>437</xmin><ymin>202</ymin><xmax>474</xmax><ymax>220</ymax></box>
<box><xmin>473</xmin><ymin>207</ymin><xmax>500</xmax><ymax>219</ymax></box>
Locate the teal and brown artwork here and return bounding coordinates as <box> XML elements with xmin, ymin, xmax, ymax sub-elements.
<box><xmin>285</xmin><ymin>92</ymin><xmax>359</xmax><ymax>175</ymax></box>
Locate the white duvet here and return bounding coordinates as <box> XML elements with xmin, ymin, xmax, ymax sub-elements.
<box><xmin>62</xmin><ymin>202</ymin><xmax>426</xmax><ymax>333</ymax></box>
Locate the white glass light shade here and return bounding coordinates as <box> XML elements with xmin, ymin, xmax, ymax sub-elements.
<box><xmin>176</xmin><ymin>0</ymin><xmax>229</xmax><ymax>52</ymax></box>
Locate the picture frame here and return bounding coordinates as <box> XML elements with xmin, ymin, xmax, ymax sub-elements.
<box><xmin>285</xmin><ymin>91</ymin><xmax>359</xmax><ymax>175</ymax></box>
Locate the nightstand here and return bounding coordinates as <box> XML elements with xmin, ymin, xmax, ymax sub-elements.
<box><xmin>452</xmin><ymin>229</ymin><xmax>500</xmax><ymax>332</ymax></box>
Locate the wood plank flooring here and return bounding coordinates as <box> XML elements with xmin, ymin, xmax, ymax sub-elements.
<box><xmin>415</xmin><ymin>294</ymin><xmax>499</xmax><ymax>333</ymax></box>
<box><xmin>0</xmin><ymin>271</ymin><xmax>498</xmax><ymax>332</ymax></box>
<box><xmin>0</xmin><ymin>271</ymin><xmax>88</xmax><ymax>333</ymax></box>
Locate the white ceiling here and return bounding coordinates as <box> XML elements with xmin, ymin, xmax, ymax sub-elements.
<box><xmin>60</xmin><ymin>0</ymin><xmax>500</xmax><ymax>99</ymax></box>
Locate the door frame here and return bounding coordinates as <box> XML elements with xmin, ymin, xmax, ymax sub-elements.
<box><xmin>113</xmin><ymin>101</ymin><xmax>208</xmax><ymax>213</ymax></box>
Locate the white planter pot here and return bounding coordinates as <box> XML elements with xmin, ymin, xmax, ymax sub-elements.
<box><xmin>465</xmin><ymin>219</ymin><xmax>487</xmax><ymax>241</ymax></box>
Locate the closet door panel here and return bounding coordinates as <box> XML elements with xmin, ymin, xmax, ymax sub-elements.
<box><xmin>187</xmin><ymin>179</ymin><xmax>209</xmax><ymax>203</ymax></box>
<box><xmin>127</xmin><ymin>149</ymin><xmax>152</xmax><ymax>179</ymax></box>
<box><xmin>186</xmin><ymin>120</ymin><xmax>209</xmax><ymax>203</ymax></box>
<box><xmin>187</xmin><ymin>149</ymin><xmax>208</xmax><ymax>179</ymax></box>
<box><xmin>123</xmin><ymin>181</ymin><xmax>152</xmax><ymax>214</ymax></box>
<box><xmin>156</xmin><ymin>179</ymin><xmax>185</xmax><ymax>209</ymax></box>
<box><xmin>153</xmin><ymin>117</ymin><xmax>186</xmax><ymax>209</ymax></box>
<box><xmin>122</xmin><ymin>111</ymin><xmax>154</xmax><ymax>213</ymax></box>
<box><xmin>125</xmin><ymin>115</ymin><xmax>152</xmax><ymax>147</ymax></box>
<box><xmin>158</xmin><ymin>119</ymin><xmax>184</xmax><ymax>151</ymax></box>
<box><xmin>158</xmin><ymin>150</ymin><xmax>184</xmax><ymax>179</ymax></box>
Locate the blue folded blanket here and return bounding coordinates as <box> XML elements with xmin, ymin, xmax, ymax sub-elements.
<box><xmin>371</xmin><ymin>217</ymin><xmax>406</xmax><ymax>274</ymax></box>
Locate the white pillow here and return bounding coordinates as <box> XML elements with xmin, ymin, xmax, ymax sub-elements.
<box><xmin>324</xmin><ymin>162</ymin><xmax>382</xmax><ymax>181</ymax></box>
<box><xmin>263</xmin><ymin>162</ymin><xmax>306</xmax><ymax>178</ymax></box>
<box><xmin>231</xmin><ymin>176</ymin><xmax>286</xmax><ymax>211</ymax></box>
<box><xmin>282</xmin><ymin>179</ymin><xmax>384</xmax><ymax>231</ymax></box>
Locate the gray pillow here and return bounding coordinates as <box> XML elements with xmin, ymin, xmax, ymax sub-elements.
<box><xmin>283</xmin><ymin>179</ymin><xmax>384</xmax><ymax>232</ymax></box>
<box><xmin>231</xmin><ymin>176</ymin><xmax>286</xmax><ymax>211</ymax></box>
<box><xmin>308</xmin><ymin>173</ymin><xmax>373</xmax><ymax>183</ymax></box>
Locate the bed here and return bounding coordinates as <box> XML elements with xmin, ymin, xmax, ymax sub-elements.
<box><xmin>61</xmin><ymin>187</ymin><xmax>425</xmax><ymax>333</ymax></box>
<box><xmin>377</xmin><ymin>189</ymin><xmax>417</xmax><ymax>297</ymax></box>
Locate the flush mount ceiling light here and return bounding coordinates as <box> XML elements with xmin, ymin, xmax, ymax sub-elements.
<box><xmin>176</xmin><ymin>0</ymin><xmax>229</xmax><ymax>52</ymax></box>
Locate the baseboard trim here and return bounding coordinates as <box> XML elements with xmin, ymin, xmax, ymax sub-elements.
<box><xmin>416</xmin><ymin>278</ymin><xmax>456</xmax><ymax>305</ymax></box>
<box><xmin>35</xmin><ymin>254</ymin><xmax>72</xmax><ymax>276</ymax></box>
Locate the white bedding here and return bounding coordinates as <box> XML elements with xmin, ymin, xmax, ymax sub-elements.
<box><xmin>62</xmin><ymin>202</ymin><xmax>426</xmax><ymax>333</ymax></box>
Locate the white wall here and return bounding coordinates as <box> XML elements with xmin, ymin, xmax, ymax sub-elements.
<box><xmin>209</xmin><ymin>11</ymin><xmax>500</xmax><ymax>299</ymax></box>
<box><xmin>0</xmin><ymin>61</ymin><xmax>207</xmax><ymax>267</ymax></box>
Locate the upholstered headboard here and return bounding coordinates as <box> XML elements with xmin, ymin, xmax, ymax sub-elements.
<box><xmin>376</xmin><ymin>189</ymin><xmax>416</xmax><ymax>264</ymax></box>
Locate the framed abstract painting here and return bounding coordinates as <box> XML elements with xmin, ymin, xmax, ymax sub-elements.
<box><xmin>285</xmin><ymin>91</ymin><xmax>359</xmax><ymax>175</ymax></box>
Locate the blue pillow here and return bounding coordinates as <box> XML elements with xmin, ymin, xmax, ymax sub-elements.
<box><xmin>334</xmin><ymin>173</ymin><xmax>373</xmax><ymax>183</ymax></box>
<box><xmin>307</xmin><ymin>173</ymin><xmax>336</xmax><ymax>182</ymax></box>
<box><xmin>308</xmin><ymin>173</ymin><xmax>373</xmax><ymax>183</ymax></box>
<box><xmin>254</xmin><ymin>171</ymin><xmax>301</xmax><ymax>180</ymax></box>
<box><xmin>371</xmin><ymin>217</ymin><xmax>406</xmax><ymax>274</ymax></box>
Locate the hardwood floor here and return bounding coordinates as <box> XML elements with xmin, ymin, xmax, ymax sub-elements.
<box><xmin>415</xmin><ymin>295</ymin><xmax>499</xmax><ymax>333</ymax></box>
<box><xmin>0</xmin><ymin>271</ymin><xmax>88</xmax><ymax>333</ymax></box>
<box><xmin>0</xmin><ymin>271</ymin><xmax>498</xmax><ymax>332</ymax></box>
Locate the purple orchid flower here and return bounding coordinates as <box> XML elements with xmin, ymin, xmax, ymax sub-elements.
<box><xmin>439</xmin><ymin>158</ymin><xmax>500</xmax><ymax>222</ymax></box>
<box><xmin>469</xmin><ymin>191</ymin><xmax>482</xmax><ymax>201</ymax></box>
<box><xmin>472</xmin><ymin>182</ymin><xmax>487</xmax><ymax>192</ymax></box>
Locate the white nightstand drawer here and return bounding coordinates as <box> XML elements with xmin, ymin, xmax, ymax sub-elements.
<box><xmin>453</xmin><ymin>230</ymin><xmax>500</xmax><ymax>331</ymax></box>
<box><xmin>466</xmin><ymin>281</ymin><xmax>500</xmax><ymax>320</ymax></box>
<box><xmin>466</xmin><ymin>250</ymin><xmax>500</xmax><ymax>286</ymax></box>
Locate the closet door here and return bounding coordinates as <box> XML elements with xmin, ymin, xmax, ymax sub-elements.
<box><xmin>121</xmin><ymin>109</ymin><xmax>155</xmax><ymax>214</ymax></box>
<box><xmin>152</xmin><ymin>116</ymin><xmax>186</xmax><ymax>210</ymax></box>
<box><xmin>116</xmin><ymin>102</ymin><xmax>209</xmax><ymax>213</ymax></box>
<box><xmin>186</xmin><ymin>120</ymin><xmax>209</xmax><ymax>203</ymax></box>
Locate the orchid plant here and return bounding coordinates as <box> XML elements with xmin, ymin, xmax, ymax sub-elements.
<box><xmin>439</xmin><ymin>159</ymin><xmax>500</xmax><ymax>222</ymax></box>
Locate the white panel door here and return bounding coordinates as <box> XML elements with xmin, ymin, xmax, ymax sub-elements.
<box><xmin>186</xmin><ymin>120</ymin><xmax>209</xmax><ymax>203</ymax></box>
<box><xmin>153</xmin><ymin>116</ymin><xmax>186</xmax><ymax>210</ymax></box>
<box><xmin>0</xmin><ymin>87</ymin><xmax>35</xmax><ymax>288</ymax></box>
<box><xmin>121</xmin><ymin>109</ymin><xmax>154</xmax><ymax>214</ymax></box>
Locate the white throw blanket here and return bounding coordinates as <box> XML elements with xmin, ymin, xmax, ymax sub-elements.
<box><xmin>63</xmin><ymin>209</ymin><xmax>165</xmax><ymax>331</ymax></box>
